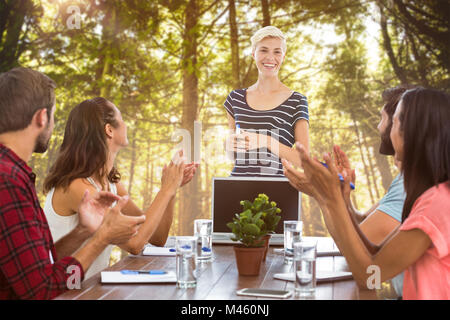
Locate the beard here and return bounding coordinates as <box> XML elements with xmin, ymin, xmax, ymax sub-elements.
<box><xmin>379</xmin><ymin>125</ymin><xmax>395</xmax><ymax>156</ymax></box>
<box><xmin>33</xmin><ymin>126</ymin><xmax>51</xmax><ymax>154</ymax></box>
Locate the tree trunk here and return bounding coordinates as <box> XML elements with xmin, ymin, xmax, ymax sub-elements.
<box><xmin>0</xmin><ymin>0</ymin><xmax>30</xmax><ymax>72</ymax></box>
<box><xmin>203</xmin><ymin>125</ymin><xmax>211</xmax><ymax>219</ymax></box>
<box><xmin>372</xmin><ymin>142</ymin><xmax>393</xmax><ymax>193</ymax></box>
<box><xmin>261</xmin><ymin>0</ymin><xmax>271</xmax><ymax>27</ymax></box>
<box><xmin>179</xmin><ymin>0</ymin><xmax>201</xmax><ymax>235</ymax></box>
<box><xmin>95</xmin><ymin>1</ymin><xmax>119</xmax><ymax>97</ymax></box>
<box><xmin>127</xmin><ymin>127</ymin><xmax>137</xmax><ymax>196</ymax></box>
<box><xmin>45</xmin><ymin>141</ymin><xmax>57</xmax><ymax>175</ymax></box>
<box><xmin>351</xmin><ymin>116</ymin><xmax>375</xmax><ymax>204</ymax></box>
<box><xmin>393</xmin><ymin>0</ymin><xmax>450</xmax><ymax>73</ymax></box>
<box><xmin>306</xmin><ymin>196</ymin><xmax>327</xmax><ymax>237</ymax></box>
<box><xmin>228</xmin><ymin>0</ymin><xmax>241</xmax><ymax>89</ymax></box>
<box><xmin>406</xmin><ymin>29</ymin><xmax>430</xmax><ymax>87</ymax></box>
<box><xmin>143</xmin><ymin>139</ymin><xmax>152</xmax><ymax>209</ymax></box>
<box><xmin>377</xmin><ymin>1</ymin><xmax>408</xmax><ymax>84</ymax></box>
<box><xmin>363</xmin><ymin>135</ymin><xmax>380</xmax><ymax>200</ymax></box>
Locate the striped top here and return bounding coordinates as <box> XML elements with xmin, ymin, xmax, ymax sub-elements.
<box><xmin>224</xmin><ymin>88</ymin><xmax>309</xmax><ymax>177</ymax></box>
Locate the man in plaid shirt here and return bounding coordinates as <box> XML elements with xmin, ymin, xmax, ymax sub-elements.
<box><xmin>0</xmin><ymin>67</ymin><xmax>145</xmax><ymax>299</ymax></box>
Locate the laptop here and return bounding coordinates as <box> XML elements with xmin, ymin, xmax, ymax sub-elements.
<box><xmin>211</xmin><ymin>177</ymin><xmax>301</xmax><ymax>245</ymax></box>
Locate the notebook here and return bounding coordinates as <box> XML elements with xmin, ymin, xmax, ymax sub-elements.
<box><xmin>211</xmin><ymin>177</ymin><xmax>301</xmax><ymax>245</ymax></box>
<box><xmin>101</xmin><ymin>271</ymin><xmax>177</xmax><ymax>284</ymax></box>
<box><xmin>142</xmin><ymin>246</ymin><xmax>176</xmax><ymax>256</ymax></box>
<box><xmin>272</xmin><ymin>236</ymin><xmax>342</xmax><ymax>257</ymax></box>
<box><xmin>273</xmin><ymin>271</ymin><xmax>353</xmax><ymax>283</ymax></box>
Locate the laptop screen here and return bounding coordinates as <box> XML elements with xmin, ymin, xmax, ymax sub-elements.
<box><xmin>212</xmin><ymin>177</ymin><xmax>301</xmax><ymax>234</ymax></box>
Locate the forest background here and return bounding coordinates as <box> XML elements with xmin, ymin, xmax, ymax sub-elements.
<box><xmin>1</xmin><ymin>0</ymin><xmax>449</xmax><ymax>263</ymax></box>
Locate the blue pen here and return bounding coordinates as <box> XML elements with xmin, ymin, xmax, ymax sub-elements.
<box><xmin>320</xmin><ymin>162</ymin><xmax>355</xmax><ymax>190</ymax></box>
<box><xmin>236</xmin><ymin>124</ymin><xmax>241</xmax><ymax>135</ymax></box>
<box><xmin>121</xmin><ymin>270</ymin><xmax>167</xmax><ymax>275</ymax></box>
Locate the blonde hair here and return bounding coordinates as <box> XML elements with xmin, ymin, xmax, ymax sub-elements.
<box><xmin>250</xmin><ymin>26</ymin><xmax>287</xmax><ymax>54</ymax></box>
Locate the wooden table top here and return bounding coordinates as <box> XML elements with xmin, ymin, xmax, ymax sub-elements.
<box><xmin>55</xmin><ymin>237</ymin><xmax>378</xmax><ymax>300</ymax></box>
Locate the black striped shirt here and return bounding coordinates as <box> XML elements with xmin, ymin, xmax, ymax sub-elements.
<box><xmin>224</xmin><ymin>88</ymin><xmax>309</xmax><ymax>177</ymax></box>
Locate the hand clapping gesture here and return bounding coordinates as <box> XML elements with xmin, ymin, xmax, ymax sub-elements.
<box><xmin>78</xmin><ymin>190</ymin><xmax>121</xmax><ymax>235</ymax></box>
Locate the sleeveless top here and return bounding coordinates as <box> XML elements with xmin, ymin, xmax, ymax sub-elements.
<box><xmin>224</xmin><ymin>88</ymin><xmax>309</xmax><ymax>176</ymax></box>
<box><xmin>43</xmin><ymin>178</ymin><xmax>117</xmax><ymax>280</ymax></box>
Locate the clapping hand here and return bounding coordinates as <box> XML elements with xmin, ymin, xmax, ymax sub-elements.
<box><xmin>169</xmin><ymin>149</ymin><xmax>198</xmax><ymax>188</ymax></box>
<box><xmin>333</xmin><ymin>145</ymin><xmax>356</xmax><ymax>204</ymax></box>
<box><xmin>78</xmin><ymin>190</ymin><xmax>121</xmax><ymax>235</ymax></box>
<box><xmin>282</xmin><ymin>158</ymin><xmax>316</xmax><ymax>197</ymax></box>
<box><xmin>97</xmin><ymin>196</ymin><xmax>146</xmax><ymax>245</ymax></box>
<box><xmin>295</xmin><ymin>142</ymin><xmax>343</xmax><ymax>206</ymax></box>
<box><xmin>161</xmin><ymin>150</ymin><xmax>186</xmax><ymax>196</ymax></box>
<box><xmin>181</xmin><ymin>162</ymin><xmax>198</xmax><ymax>187</ymax></box>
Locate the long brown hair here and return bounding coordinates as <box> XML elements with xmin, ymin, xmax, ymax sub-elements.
<box><xmin>399</xmin><ymin>88</ymin><xmax>450</xmax><ymax>222</ymax></box>
<box><xmin>43</xmin><ymin>97</ymin><xmax>121</xmax><ymax>193</ymax></box>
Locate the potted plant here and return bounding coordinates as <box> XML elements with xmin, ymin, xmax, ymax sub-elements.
<box><xmin>226</xmin><ymin>194</ymin><xmax>282</xmax><ymax>275</ymax></box>
<box><xmin>245</xmin><ymin>194</ymin><xmax>282</xmax><ymax>261</ymax></box>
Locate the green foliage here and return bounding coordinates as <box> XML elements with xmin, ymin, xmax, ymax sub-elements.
<box><xmin>226</xmin><ymin>194</ymin><xmax>281</xmax><ymax>247</ymax></box>
<box><xmin>1</xmin><ymin>0</ymin><xmax>447</xmax><ymax>240</ymax></box>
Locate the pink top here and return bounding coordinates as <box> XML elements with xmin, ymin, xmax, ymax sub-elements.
<box><xmin>400</xmin><ymin>182</ymin><xmax>450</xmax><ymax>300</ymax></box>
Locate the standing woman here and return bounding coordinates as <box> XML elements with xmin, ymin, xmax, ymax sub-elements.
<box><xmin>43</xmin><ymin>98</ymin><xmax>197</xmax><ymax>279</ymax></box>
<box><xmin>224</xmin><ymin>26</ymin><xmax>309</xmax><ymax>177</ymax></box>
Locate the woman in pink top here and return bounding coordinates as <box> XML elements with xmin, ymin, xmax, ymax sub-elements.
<box><xmin>287</xmin><ymin>87</ymin><xmax>449</xmax><ymax>299</ymax></box>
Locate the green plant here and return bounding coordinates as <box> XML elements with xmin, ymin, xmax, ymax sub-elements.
<box><xmin>226</xmin><ymin>193</ymin><xmax>282</xmax><ymax>247</ymax></box>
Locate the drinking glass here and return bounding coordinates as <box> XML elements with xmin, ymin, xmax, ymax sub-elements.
<box><xmin>194</xmin><ymin>219</ymin><xmax>213</xmax><ymax>262</ymax></box>
<box><xmin>293</xmin><ymin>239</ymin><xmax>317</xmax><ymax>298</ymax></box>
<box><xmin>176</xmin><ymin>236</ymin><xmax>197</xmax><ymax>288</ymax></box>
<box><xmin>284</xmin><ymin>220</ymin><xmax>302</xmax><ymax>263</ymax></box>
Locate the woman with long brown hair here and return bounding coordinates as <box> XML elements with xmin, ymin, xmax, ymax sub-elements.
<box><xmin>287</xmin><ymin>87</ymin><xmax>449</xmax><ymax>299</ymax></box>
<box><xmin>43</xmin><ymin>97</ymin><xmax>197</xmax><ymax>279</ymax></box>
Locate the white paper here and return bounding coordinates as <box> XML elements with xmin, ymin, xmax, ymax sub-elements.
<box><xmin>316</xmin><ymin>248</ymin><xmax>341</xmax><ymax>257</ymax></box>
<box><xmin>101</xmin><ymin>271</ymin><xmax>177</xmax><ymax>283</ymax></box>
<box><xmin>273</xmin><ymin>248</ymin><xmax>341</xmax><ymax>257</ymax></box>
<box><xmin>142</xmin><ymin>246</ymin><xmax>176</xmax><ymax>256</ymax></box>
<box><xmin>274</xmin><ymin>271</ymin><xmax>352</xmax><ymax>283</ymax></box>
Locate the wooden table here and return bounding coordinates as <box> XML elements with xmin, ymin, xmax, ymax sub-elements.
<box><xmin>55</xmin><ymin>237</ymin><xmax>378</xmax><ymax>300</ymax></box>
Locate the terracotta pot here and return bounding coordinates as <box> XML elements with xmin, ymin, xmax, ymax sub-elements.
<box><xmin>233</xmin><ymin>245</ymin><xmax>265</xmax><ymax>276</ymax></box>
<box><xmin>261</xmin><ymin>234</ymin><xmax>271</xmax><ymax>261</ymax></box>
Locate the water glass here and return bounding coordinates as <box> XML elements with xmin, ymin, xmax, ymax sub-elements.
<box><xmin>284</xmin><ymin>220</ymin><xmax>302</xmax><ymax>263</ymax></box>
<box><xmin>194</xmin><ymin>219</ymin><xmax>213</xmax><ymax>262</ymax></box>
<box><xmin>293</xmin><ymin>240</ymin><xmax>317</xmax><ymax>298</ymax></box>
<box><xmin>176</xmin><ymin>236</ymin><xmax>197</xmax><ymax>288</ymax></box>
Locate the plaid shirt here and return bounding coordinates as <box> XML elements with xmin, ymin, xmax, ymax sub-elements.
<box><xmin>0</xmin><ymin>144</ymin><xmax>84</xmax><ymax>299</ymax></box>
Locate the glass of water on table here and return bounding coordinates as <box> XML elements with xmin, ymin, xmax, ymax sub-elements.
<box><xmin>194</xmin><ymin>219</ymin><xmax>213</xmax><ymax>262</ymax></box>
<box><xmin>284</xmin><ymin>220</ymin><xmax>302</xmax><ymax>263</ymax></box>
<box><xmin>293</xmin><ymin>239</ymin><xmax>317</xmax><ymax>298</ymax></box>
<box><xmin>176</xmin><ymin>236</ymin><xmax>197</xmax><ymax>288</ymax></box>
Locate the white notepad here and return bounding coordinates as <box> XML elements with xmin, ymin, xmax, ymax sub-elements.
<box><xmin>274</xmin><ymin>271</ymin><xmax>353</xmax><ymax>283</ymax></box>
<box><xmin>273</xmin><ymin>248</ymin><xmax>341</xmax><ymax>257</ymax></box>
<box><xmin>101</xmin><ymin>271</ymin><xmax>177</xmax><ymax>284</ymax></box>
<box><xmin>142</xmin><ymin>246</ymin><xmax>176</xmax><ymax>256</ymax></box>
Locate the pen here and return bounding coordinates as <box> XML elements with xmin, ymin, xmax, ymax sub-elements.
<box><xmin>120</xmin><ymin>270</ymin><xmax>167</xmax><ymax>275</ymax></box>
<box><xmin>320</xmin><ymin>162</ymin><xmax>356</xmax><ymax>190</ymax></box>
<box><xmin>236</xmin><ymin>124</ymin><xmax>241</xmax><ymax>135</ymax></box>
